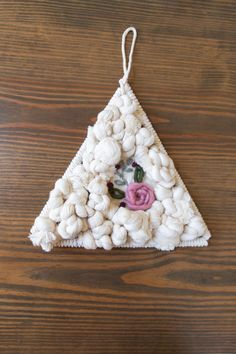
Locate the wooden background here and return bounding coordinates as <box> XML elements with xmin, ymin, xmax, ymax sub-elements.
<box><xmin>0</xmin><ymin>1</ymin><xmax>236</xmax><ymax>353</ymax></box>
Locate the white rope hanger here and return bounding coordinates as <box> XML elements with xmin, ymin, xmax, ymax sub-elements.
<box><xmin>119</xmin><ymin>26</ymin><xmax>137</xmax><ymax>89</ymax></box>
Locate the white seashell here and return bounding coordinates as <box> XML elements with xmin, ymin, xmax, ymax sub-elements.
<box><xmin>69</xmin><ymin>177</ymin><xmax>84</xmax><ymax>192</ymax></box>
<box><xmin>122</xmin><ymin>133</ymin><xmax>135</xmax><ymax>152</ymax></box>
<box><xmin>60</xmin><ymin>203</ymin><xmax>74</xmax><ymax>220</ymax></box>
<box><xmin>34</xmin><ymin>216</ymin><xmax>55</xmax><ymax>232</ymax></box>
<box><xmin>99</xmin><ymin>167</ymin><xmax>116</xmax><ymax>181</ymax></box>
<box><xmin>112</xmin><ymin>207</ymin><xmax>131</xmax><ymax>225</ymax></box>
<box><xmin>180</xmin><ymin>218</ymin><xmax>204</xmax><ymax>240</ymax></box>
<box><xmin>55</xmin><ymin>178</ymin><xmax>71</xmax><ymax>196</ymax></box>
<box><xmin>134</xmin><ymin>146</ymin><xmax>151</xmax><ymax>170</ymax></box>
<box><xmin>89</xmin><ymin>160</ymin><xmax>110</xmax><ymax>173</ymax></box>
<box><xmin>95</xmin><ymin>195</ymin><xmax>110</xmax><ymax>211</ymax></box>
<box><xmin>119</xmin><ymin>96</ymin><xmax>138</xmax><ymax>114</ymax></box>
<box><xmin>180</xmin><ymin>232</ymin><xmax>198</xmax><ymax>241</ymax></box>
<box><xmin>97</xmin><ymin>109</ymin><xmax>114</xmax><ymax>122</ymax></box>
<box><xmin>183</xmin><ymin>225</ymin><xmax>198</xmax><ymax>238</ymax></box>
<box><xmin>88</xmin><ymin>211</ymin><xmax>104</xmax><ymax>229</ymax></box>
<box><xmin>122</xmin><ymin>210</ymin><xmax>151</xmax><ymax>245</ymax></box>
<box><xmin>49</xmin><ymin>188</ymin><xmax>61</xmax><ymax>198</ymax></box>
<box><xmin>92</xmin><ymin>220</ymin><xmax>113</xmax><ymax>239</ymax></box>
<box><xmin>153</xmin><ymin>219</ymin><xmax>181</xmax><ymax>251</ymax></box>
<box><xmin>75</xmin><ymin>204</ymin><xmax>88</xmax><ymax>218</ymax></box>
<box><xmin>95</xmin><ymin>239</ymin><xmax>102</xmax><ymax>248</ymax></box>
<box><xmin>113</xmin><ymin>131</ymin><xmax>125</xmax><ymax>141</ymax></box>
<box><xmin>112</xmin><ymin>96</ymin><xmax>123</xmax><ymax>108</ymax></box>
<box><xmin>155</xmin><ymin>234</ymin><xmax>180</xmax><ymax>251</ymax></box>
<box><xmin>77</xmin><ymin>188</ymin><xmax>89</xmax><ymax>205</ymax></box>
<box><xmin>113</xmin><ymin>119</ymin><xmax>124</xmax><ymax>134</ymax></box>
<box><xmin>57</xmin><ymin>215</ymin><xmax>83</xmax><ymax>239</ymax></box>
<box><xmin>122</xmin><ymin>146</ymin><xmax>136</xmax><ymax>159</ymax></box>
<box><xmin>124</xmin><ymin>114</ymin><xmax>141</xmax><ymax>134</ymax></box>
<box><xmin>158</xmin><ymin>224</ymin><xmax>178</xmax><ymax>239</ymax></box>
<box><xmin>71</xmin><ymin>165</ymin><xmax>93</xmax><ymax>188</ymax></box>
<box><xmin>162</xmin><ymin>198</ymin><xmax>177</xmax><ymax>216</ymax></box>
<box><xmin>111</xmin><ymin>224</ymin><xmax>127</xmax><ymax>246</ymax></box>
<box><xmin>188</xmin><ymin>216</ymin><xmax>206</xmax><ymax>236</ymax></box>
<box><xmin>93</xmin><ymin>120</ymin><xmax>112</xmax><ymax>140</ymax></box>
<box><xmin>66</xmin><ymin>214</ymin><xmax>77</xmax><ymax>225</ymax></box>
<box><xmin>150</xmin><ymin>165</ymin><xmax>161</xmax><ymax>181</ymax></box>
<box><xmin>72</xmin><ymin>164</ymin><xmax>86</xmax><ymax>177</ymax></box>
<box><xmin>47</xmin><ymin>195</ymin><xmax>64</xmax><ymax>209</ymax></box>
<box><xmin>124</xmin><ymin>217</ymin><xmax>143</xmax><ymax>232</ymax></box>
<box><xmin>85</xmin><ymin>205</ymin><xmax>95</xmax><ymax>218</ymax></box>
<box><xmin>149</xmin><ymin>147</ymin><xmax>161</xmax><ymax>165</ymax></box>
<box><xmin>49</xmin><ymin>207</ymin><xmax>62</xmax><ymax>222</ymax></box>
<box><xmin>97</xmin><ymin>105</ymin><xmax>120</xmax><ymax>122</ymax></box>
<box><xmin>57</xmin><ymin>221</ymin><xmax>70</xmax><ymax>239</ymax></box>
<box><xmin>184</xmin><ymin>191</ymin><xmax>191</xmax><ymax>202</ymax></box>
<box><xmin>136</xmin><ymin>127</ymin><xmax>154</xmax><ymax>147</ymax></box>
<box><xmin>67</xmin><ymin>192</ymin><xmax>81</xmax><ymax>205</ymax></box>
<box><xmin>88</xmin><ymin>193</ymin><xmax>110</xmax><ymax>212</ymax></box>
<box><xmin>94</xmin><ymin>137</ymin><xmax>121</xmax><ymax>166</ymax></box>
<box><xmin>172</xmin><ymin>186</ymin><xmax>183</xmax><ymax>200</ymax></box>
<box><xmin>130</xmin><ymin>229</ymin><xmax>150</xmax><ymax>245</ymax></box>
<box><xmin>154</xmin><ymin>201</ymin><xmax>165</xmax><ymax>214</ymax></box>
<box><xmin>172</xmin><ymin>200</ymin><xmax>194</xmax><ymax>224</ymax></box>
<box><xmin>154</xmin><ymin>185</ymin><xmax>172</xmax><ymax>201</ymax></box>
<box><xmin>103</xmin><ymin>201</ymin><xmax>119</xmax><ymax>219</ymax></box>
<box><xmin>29</xmin><ymin>231</ymin><xmax>57</xmax><ymax>252</ymax></box>
<box><xmin>159</xmin><ymin>153</ymin><xmax>170</xmax><ymax>168</ymax></box>
<box><xmin>82</xmin><ymin>151</ymin><xmax>94</xmax><ymax>172</ymax></box>
<box><xmin>148</xmin><ymin>209</ymin><xmax>162</xmax><ymax>229</ymax></box>
<box><xmin>158</xmin><ymin>179</ymin><xmax>176</xmax><ymax>189</ymax></box>
<box><xmin>83</xmin><ymin>231</ymin><xmax>97</xmax><ymax>249</ymax></box>
<box><xmin>87</xmin><ymin>176</ymin><xmax>108</xmax><ymax>195</ymax></box>
<box><xmin>165</xmin><ymin>216</ymin><xmax>184</xmax><ymax>234</ymax></box>
<box><xmin>160</xmin><ymin>167</ymin><xmax>173</xmax><ymax>182</ymax></box>
<box><xmin>99</xmin><ymin>235</ymin><xmax>113</xmax><ymax>250</ymax></box>
<box><xmin>67</xmin><ymin>188</ymin><xmax>88</xmax><ymax>206</ymax></box>
<box><xmin>66</xmin><ymin>219</ymin><xmax>83</xmax><ymax>237</ymax></box>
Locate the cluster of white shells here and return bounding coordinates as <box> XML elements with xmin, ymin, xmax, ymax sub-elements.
<box><xmin>29</xmin><ymin>88</ymin><xmax>208</xmax><ymax>252</ymax></box>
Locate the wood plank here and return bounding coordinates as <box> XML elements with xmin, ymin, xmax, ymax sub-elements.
<box><xmin>0</xmin><ymin>1</ymin><xmax>235</xmax><ymax>353</ymax></box>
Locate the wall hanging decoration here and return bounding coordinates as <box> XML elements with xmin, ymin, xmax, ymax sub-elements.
<box><xmin>29</xmin><ymin>27</ymin><xmax>211</xmax><ymax>252</ymax></box>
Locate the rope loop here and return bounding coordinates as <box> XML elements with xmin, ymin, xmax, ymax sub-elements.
<box><xmin>119</xmin><ymin>27</ymin><xmax>137</xmax><ymax>90</ymax></box>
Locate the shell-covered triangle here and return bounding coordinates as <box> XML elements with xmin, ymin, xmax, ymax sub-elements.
<box><xmin>29</xmin><ymin>82</ymin><xmax>211</xmax><ymax>252</ymax></box>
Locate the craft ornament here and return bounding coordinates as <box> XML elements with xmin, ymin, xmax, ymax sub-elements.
<box><xmin>29</xmin><ymin>27</ymin><xmax>211</xmax><ymax>252</ymax></box>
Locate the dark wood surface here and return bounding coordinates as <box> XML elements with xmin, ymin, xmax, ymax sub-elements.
<box><xmin>0</xmin><ymin>1</ymin><xmax>236</xmax><ymax>353</ymax></box>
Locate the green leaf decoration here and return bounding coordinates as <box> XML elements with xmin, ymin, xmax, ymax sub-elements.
<box><xmin>109</xmin><ymin>187</ymin><xmax>125</xmax><ymax>199</ymax></box>
<box><xmin>117</xmin><ymin>171</ymin><xmax>123</xmax><ymax>178</ymax></box>
<box><xmin>115</xmin><ymin>180</ymin><xmax>126</xmax><ymax>186</ymax></box>
<box><xmin>134</xmin><ymin>165</ymin><xmax>145</xmax><ymax>182</ymax></box>
<box><xmin>124</xmin><ymin>167</ymin><xmax>133</xmax><ymax>173</ymax></box>
<box><xmin>127</xmin><ymin>158</ymin><xmax>133</xmax><ymax>165</ymax></box>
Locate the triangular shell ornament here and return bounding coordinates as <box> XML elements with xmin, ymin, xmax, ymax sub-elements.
<box><xmin>29</xmin><ymin>27</ymin><xmax>211</xmax><ymax>252</ymax></box>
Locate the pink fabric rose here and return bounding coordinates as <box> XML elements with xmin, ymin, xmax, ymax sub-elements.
<box><xmin>125</xmin><ymin>182</ymin><xmax>155</xmax><ymax>211</ymax></box>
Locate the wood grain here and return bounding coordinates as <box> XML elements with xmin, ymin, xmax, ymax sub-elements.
<box><xmin>0</xmin><ymin>1</ymin><xmax>236</xmax><ymax>353</ymax></box>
